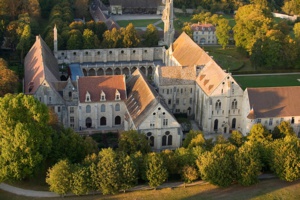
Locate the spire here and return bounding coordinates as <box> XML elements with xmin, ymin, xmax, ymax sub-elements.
<box><xmin>162</xmin><ymin>0</ymin><xmax>175</xmax><ymax>47</ymax></box>
<box><xmin>53</xmin><ymin>25</ymin><xmax>58</xmax><ymax>58</ymax></box>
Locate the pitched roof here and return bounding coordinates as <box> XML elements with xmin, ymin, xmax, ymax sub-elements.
<box><xmin>78</xmin><ymin>75</ymin><xmax>126</xmax><ymax>103</ymax></box>
<box><xmin>24</xmin><ymin>36</ymin><xmax>59</xmax><ymax>94</ymax></box>
<box><xmin>191</xmin><ymin>23</ymin><xmax>216</xmax><ymax>32</ymax></box>
<box><xmin>247</xmin><ymin>86</ymin><xmax>300</xmax><ymax>118</ymax></box>
<box><xmin>171</xmin><ymin>32</ymin><xmax>213</xmax><ymax>67</ymax></box>
<box><xmin>125</xmin><ymin>69</ymin><xmax>167</xmax><ymax>127</ymax></box>
<box><xmin>158</xmin><ymin>65</ymin><xmax>196</xmax><ymax>86</ymax></box>
<box><xmin>195</xmin><ymin>60</ymin><xmax>228</xmax><ymax>95</ymax></box>
<box><xmin>109</xmin><ymin>0</ymin><xmax>161</xmax><ymax>8</ymax></box>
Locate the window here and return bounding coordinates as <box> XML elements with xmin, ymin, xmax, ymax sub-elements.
<box><xmin>162</xmin><ymin>131</ymin><xmax>172</xmax><ymax>146</ymax></box>
<box><xmin>168</xmin><ymin>99</ymin><xmax>171</xmax><ymax>105</ymax></box>
<box><xmin>232</xmin><ymin>118</ymin><xmax>236</xmax><ymax>129</ymax></box>
<box><xmin>214</xmin><ymin>119</ymin><xmax>218</xmax><ymax>131</ymax></box>
<box><xmin>68</xmin><ymin>91</ymin><xmax>72</xmax><ymax>97</ymax></box>
<box><xmin>215</xmin><ymin>100</ymin><xmax>221</xmax><ymax>110</ymax></box>
<box><xmin>101</xmin><ymin>104</ymin><xmax>105</xmax><ymax>112</ymax></box>
<box><xmin>70</xmin><ymin>117</ymin><xmax>74</xmax><ymax>123</ymax></box>
<box><xmin>183</xmin><ymin>98</ymin><xmax>186</xmax><ymax>105</ymax></box>
<box><xmin>176</xmin><ymin>98</ymin><xmax>179</xmax><ymax>105</ymax></box>
<box><xmin>175</xmin><ymin>109</ymin><xmax>180</xmax><ymax>113</ymax></box>
<box><xmin>269</xmin><ymin>118</ymin><xmax>273</xmax><ymax>126</ymax></box>
<box><xmin>146</xmin><ymin>132</ymin><xmax>154</xmax><ymax>147</ymax></box>
<box><xmin>150</xmin><ymin>121</ymin><xmax>155</xmax><ymax>127</ymax></box>
<box><xmin>57</xmin><ymin>106</ymin><xmax>61</xmax><ymax>112</ymax></box>
<box><xmin>100</xmin><ymin>117</ymin><xmax>106</xmax><ymax>126</ymax></box>
<box><xmin>48</xmin><ymin>96</ymin><xmax>52</xmax><ymax>104</ymax></box>
<box><xmin>86</xmin><ymin>117</ymin><xmax>92</xmax><ymax>128</ymax></box>
<box><xmin>39</xmin><ymin>97</ymin><xmax>42</xmax><ymax>101</ymax></box>
<box><xmin>85</xmin><ymin>92</ymin><xmax>91</xmax><ymax>102</ymax></box>
<box><xmin>167</xmin><ymin>89</ymin><xmax>169</xmax><ymax>94</ymax></box>
<box><xmin>70</xmin><ymin>107</ymin><xmax>74</xmax><ymax>114</ymax></box>
<box><xmin>115</xmin><ymin>116</ymin><xmax>121</xmax><ymax>125</ymax></box>
<box><xmin>291</xmin><ymin>117</ymin><xmax>295</xmax><ymax>124</ymax></box>
<box><xmin>257</xmin><ymin>118</ymin><xmax>261</xmax><ymax>123</ymax></box>
<box><xmin>163</xmin><ymin>119</ymin><xmax>168</xmax><ymax>126</ymax></box>
<box><xmin>86</xmin><ymin>105</ymin><xmax>91</xmax><ymax>113</ymax></box>
<box><xmin>231</xmin><ymin>99</ymin><xmax>237</xmax><ymax>109</ymax></box>
<box><xmin>101</xmin><ymin>91</ymin><xmax>106</xmax><ymax>101</ymax></box>
<box><xmin>190</xmin><ymin>88</ymin><xmax>192</xmax><ymax>93</ymax></box>
<box><xmin>190</xmin><ymin>98</ymin><xmax>193</xmax><ymax>104</ymax></box>
<box><xmin>115</xmin><ymin>103</ymin><xmax>120</xmax><ymax>111</ymax></box>
<box><xmin>181</xmin><ymin>88</ymin><xmax>183</xmax><ymax>94</ymax></box>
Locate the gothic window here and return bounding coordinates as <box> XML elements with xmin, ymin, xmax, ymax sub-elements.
<box><xmin>101</xmin><ymin>104</ymin><xmax>105</xmax><ymax>112</ymax></box>
<box><xmin>232</xmin><ymin>118</ymin><xmax>236</xmax><ymax>129</ymax></box>
<box><xmin>146</xmin><ymin>132</ymin><xmax>154</xmax><ymax>147</ymax></box>
<box><xmin>115</xmin><ymin>116</ymin><xmax>121</xmax><ymax>125</ymax></box>
<box><xmin>115</xmin><ymin>103</ymin><xmax>120</xmax><ymax>111</ymax></box>
<box><xmin>86</xmin><ymin>105</ymin><xmax>91</xmax><ymax>113</ymax></box>
<box><xmin>100</xmin><ymin>117</ymin><xmax>106</xmax><ymax>126</ymax></box>
<box><xmin>231</xmin><ymin>99</ymin><xmax>237</xmax><ymax>109</ymax></box>
<box><xmin>215</xmin><ymin>100</ymin><xmax>221</xmax><ymax>110</ymax></box>
<box><xmin>214</xmin><ymin>119</ymin><xmax>218</xmax><ymax>131</ymax></box>
<box><xmin>162</xmin><ymin>131</ymin><xmax>172</xmax><ymax>146</ymax></box>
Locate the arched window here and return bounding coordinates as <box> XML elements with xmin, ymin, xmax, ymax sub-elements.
<box><xmin>215</xmin><ymin>100</ymin><xmax>221</xmax><ymax>110</ymax></box>
<box><xmin>232</xmin><ymin>118</ymin><xmax>236</xmax><ymax>129</ymax></box>
<box><xmin>115</xmin><ymin>103</ymin><xmax>120</xmax><ymax>111</ymax></box>
<box><xmin>291</xmin><ymin>117</ymin><xmax>295</xmax><ymax>124</ymax></box>
<box><xmin>86</xmin><ymin>105</ymin><xmax>91</xmax><ymax>113</ymax></box>
<box><xmin>214</xmin><ymin>119</ymin><xmax>218</xmax><ymax>131</ymax></box>
<box><xmin>232</xmin><ymin>99</ymin><xmax>237</xmax><ymax>109</ymax></box>
<box><xmin>86</xmin><ymin>117</ymin><xmax>92</xmax><ymax>128</ymax></box>
<box><xmin>101</xmin><ymin>104</ymin><xmax>105</xmax><ymax>112</ymax></box>
<box><xmin>146</xmin><ymin>132</ymin><xmax>154</xmax><ymax>147</ymax></box>
<box><xmin>100</xmin><ymin>117</ymin><xmax>106</xmax><ymax>126</ymax></box>
<box><xmin>115</xmin><ymin>116</ymin><xmax>121</xmax><ymax>125</ymax></box>
<box><xmin>162</xmin><ymin>131</ymin><xmax>172</xmax><ymax>146</ymax></box>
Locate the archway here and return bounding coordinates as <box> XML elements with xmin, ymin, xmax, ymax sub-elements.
<box><xmin>100</xmin><ymin>117</ymin><xmax>106</xmax><ymax>126</ymax></box>
<box><xmin>88</xmin><ymin>68</ymin><xmax>96</xmax><ymax>76</ymax></box>
<box><xmin>97</xmin><ymin>68</ymin><xmax>104</xmax><ymax>76</ymax></box>
<box><xmin>105</xmin><ymin>68</ymin><xmax>113</xmax><ymax>75</ymax></box>
<box><xmin>232</xmin><ymin>118</ymin><xmax>236</xmax><ymax>129</ymax></box>
<box><xmin>214</xmin><ymin>119</ymin><xmax>218</xmax><ymax>131</ymax></box>
<box><xmin>82</xmin><ymin>68</ymin><xmax>87</xmax><ymax>76</ymax></box>
<box><xmin>140</xmin><ymin>66</ymin><xmax>146</xmax><ymax>75</ymax></box>
<box><xmin>86</xmin><ymin>117</ymin><xmax>92</xmax><ymax>128</ymax></box>
<box><xmin>123</xmin><ymin>67</ymin><xmax>129</xmax><ymax>76</ymax></box>
<box><xmin>114</xmin><ymin>68</ymin><xmax>121</xmax><ymax>75</ymax></box>
<box><xmin>115</xmin><ymin>116</ymin><xmax>121</xmax><ymax>125</ymax></box>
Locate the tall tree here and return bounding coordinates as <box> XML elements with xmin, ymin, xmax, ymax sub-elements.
<box><xmin>228</xmin><ymin>130</ymin><xmax>244</xmax><ymax>147</ymax></box>
<box><xmin>16</xmin><ymin>24</ymin><xmax>32</xmax><ymax>61</ymax></box>
<box><xmin>247</xmin><ymin>123</ymin><xmax>272</xmax><ymax>142</ymax></box>
<box><xmin>70</xmin><ymin>164</ymin><xmax>90</xmax><ymax>195</ymax></box>
<box><xmin>146</xmin><ymin>153</ymin><xmax>168</xmax><ymax>189</ymax></box>
<box><xmin>216</xmin><ymin>18</ymin><xmax>231</xmax><ymax>49</ymax></box>
<box><xmin>123</xmin><ymin>23</ymin><xmax>140</xmax><ymax>48</ymax></box>
<box><xmin>118</xmin><ymin>130</ymin><xmax>150</xmax><ymax>155</ymax></box>
<box><xmin>83</xmin><ymin>29</ymin><xmax>99</xmax><ymax>49</ymax></box>
<box><xmin>0</xmin><ymin>94</ymin><xmax>52</xmax><ymax>181</ymax></box>
<box><xmin>119</xmin><ymin>153</ymin><xmax>138</xmax><ymax>192</ymax></box>
<box><xmin>294</xmin><ymin>22</ymin><xmax>300</xmax><ymax>39</ymax></box>
<box><xmin>282</xmin><ymin>0</ymin><xmax>300</xmax><ymax>15</ymax></box>
<box><xmin>46</xmin><ymin>159</ymin><xmax>72</xmax><ymax>196</ymax></box>
<box><xmin>143</xmin><ymin>24</ymin><xmax>159</xmax><ymax>47</ymax></box>
<box><xmin>0</xmin><ymin>58</ymin><xmax>18</xmax><ymax>97</ymax></box>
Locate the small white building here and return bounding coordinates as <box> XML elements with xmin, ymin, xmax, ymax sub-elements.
<box><xmin>191</xmin><ymin>23</ymin><xmax>217</xmax><ymax>45</ymax></box>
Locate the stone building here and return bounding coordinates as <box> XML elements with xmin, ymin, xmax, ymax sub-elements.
<box><xmin>109</xmin><ymin>0</ymin><xmax>162</xmax><ymax>14</ymax></box>
<box><xmin>191</xmin><ymin>23</ymin><xmax>217</xmax><ymax>45</ymax></box>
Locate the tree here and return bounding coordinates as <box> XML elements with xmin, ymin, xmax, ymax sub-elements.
<box><xmin>293</xmin><ymin>22</ymin><xmax>300</xmax><ymax>39</ymax></box>
<box><xmin>146</xmin><ymin>153</ymin><xmax>168</xmax><ymax>189</ymax></box>
<box><xmin>235</xmin><ymin>142</ymin><xmax>262</xmax><ymax>186</ymax></box>
<box><xmin>101</xmin><ymin>28</ymin><xmax>123</xmax><ymax>48</ymax></box>
<box><xmin>46</xmin><ymin>159</ymin><xmax>72</xmax><ymax>196</ymax></box>
<box><xmin>183</xmin><ymin>130</ymin><xmax>205</xmax><ymax>148</ymax></box>
<box><xmin>67</xmin><ymin>29</ymin><xmax>83</xmax><ymax>50</ymax></box>
<box><xmin>269</xmin><ymin>136</ymin><xmax>300</xmax><ymax>182</ymax></box>
<box><xmin>233</xmin><ymin>4</ymin><xmax>272</xmax><ymax>54</ymax></box>
<box><xmin>83</xmin><ymin>29</ymin><xmax>99</xmax><ymax>49</ymax></box>
<box><xmin>0</xmin><ymin>94</ymin><xmax>52</xmax><ymax>181</ymax></box>
<box><xmin>97</xmin><ymin>148</ymin><xmax>121</xmax><ymax>194</ymax></box>
<box><xmin>70</xmin><ymin>164</ymin><xmax>90</xmax><ymax>195</ymax></box>
<box><xmin>182</xmin><ymin>22</ymin><xmax>193</xmax><ymax>38</ymax></box>
<box><xmin>247</xmin><ymin>123</ymin><xmax>272</xmax><ymax>142</ymax></box>
<box><xmin>228</xmin><ymin>130</ymin><xmax>244</xmax><ymax>147</ymax></box>
<box><xmin>0</xmin><ymin>58</ymin><xmax>18</xmax><ymax>97</ymax></box>
<box><xmin>122</xmin><ymin>23</ymin><xmax>140</xmax><ymax>48</ymax></box>
<box><xmin>119</xmin><ymin>153</ymin><xmax>138</xmax><ymax>192</ymax></box>
<box><xmin>272</xmin><ymin>121</ymin><xmax>296</xmax><ymax>139</ymax></box>
<box><xmin>181</xmin><ymin>165</ymin><xmax>198</xmax><ymax>186</ymax></box>
<box><xmin>282</xmin><ymin>0</ymin><xmax>300</xmax><ymax>15</ymax></box>
<box><xmin>216</xmin><ymin>18</ymin><xmax>231</xmax><ymax>49</ymax></box>
<box><xmin>161</xmin><ymin>149</ymin><xmax>179</xmax><ymax>176</ymax></box>
<box><xmin>74</xmin><ymin>0</ymin><xmax>89</xmax><ymax>18</ymax></box>
<box><xmin>16</xmin><ymin>24</ymin><xmax>32</xmax><ymax>60</ymax></box>
<box><xmin>118</xmin><ymin>130</ymin><xmax>150</xmax><ymax>155</ymax></box>
<box><xmin>197</xmin><ymin>143</ymin><xmax>237</xmax><ymax>187</ymax></box>
<box><xmin>143</xmin><ymin>24</ymin><xmax>159</xmax><ymax>47</ymax></box>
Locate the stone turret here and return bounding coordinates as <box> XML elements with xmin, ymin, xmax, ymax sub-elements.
<box><xmin>162</xmin><ymin>0</ymin><xmax>175</xmax><ymax>47</ymax></box>
<box><xmin>53</xmin><ymin>25</ymin><xmax>58</xmax><ymax>58</ymax></box>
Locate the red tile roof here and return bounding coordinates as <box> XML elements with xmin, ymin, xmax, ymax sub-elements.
<box><xmin>78</xmin><ymin>75</ymin><xmax>126</xmax><ymax>103</ymax></box>
<box><xmin>191</xmin><ymin>23</ymin><xmax>216</xmax><ymax>32</ymax></box>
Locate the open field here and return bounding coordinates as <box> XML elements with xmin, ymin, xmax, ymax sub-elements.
<box><xmin>1</xmin><ymin>179</ymin><xmax>300</xmax><ymax>200</ymax></box>
<box><xmin>116</xmin><ymin>19</ymin><xmax>161</xmax><ymax>28</ymax></box>
<box><xmin>234</xmin><ymin>74</ymin><xmax>300</xmax><ymax>90</ymax></box>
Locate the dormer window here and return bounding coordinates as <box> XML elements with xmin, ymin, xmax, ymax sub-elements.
<box><xmin>100</xmin><ymin>91</ymin><xmax>106</xmax><ymax>101</ymax></box>
<box><xmin>85</xmin><ymin>91</ymin><xmax>91</xmax><ymax>102</ymax></box>
<box><xmin>115</xmin><ymin>89</ymin><xmax>120</xmax><ymax>100</ymax></box>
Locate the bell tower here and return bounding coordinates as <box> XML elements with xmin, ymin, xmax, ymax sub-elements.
<box><xmin>162</xmin><ymin>0</ymin><xmax>175</xmax><ymax>47</ymax></box>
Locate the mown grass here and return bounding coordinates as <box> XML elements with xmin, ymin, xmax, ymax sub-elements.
<box><xmin>116</xmin><ymin>19</ymin><xmax>161</xmax><ymax>28</ymax></box>
<box><xmin>1</xmin><ymin>179</ymin><xmax>300</xmax><ymax>200</ymax></box>
<box><xmin>234</xmin><ymin>74</ymin><xmax>300</xmax><ymax>90</ymax></box>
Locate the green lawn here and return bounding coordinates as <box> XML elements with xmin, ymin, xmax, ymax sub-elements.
<box><xmin>234</xmin><ymin>74</ymin><xmax>300</xmax><ymax>90</ymax></box>
<box><xmin>1</xmin><ymin>179</ymin><xmax>300</xmax><ymax>200</ymax></box>
<box><xmin>116</xmin><ymin>19</ymin><xmax>161</xmax><ymax>28</ymax></box>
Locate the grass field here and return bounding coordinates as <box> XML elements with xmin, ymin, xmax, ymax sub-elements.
<box><xmin>1</xmin><ymin>179</ymin><xmax>300</xmax><ymax>200</ymax></box>
<box><xmin>234</xmin><ymin>74</ymin><xmax>300</xmax><ymax>90</ymax></box>
<box><xmin>116</xmin><ymin>19</ymin><xmax>161</xmax><ymax>28</ymax></box>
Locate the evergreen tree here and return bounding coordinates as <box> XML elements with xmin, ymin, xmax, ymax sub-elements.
<box><xmin>146</xmin><ymin>153</ymin><xmax>168</xmax><ymax>189</ymax></box>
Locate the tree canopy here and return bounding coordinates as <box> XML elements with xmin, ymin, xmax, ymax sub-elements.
<box><xmin>0</xmin><ymin>58</ymin><xmax>18</xmax><ymax>97</ymax></box>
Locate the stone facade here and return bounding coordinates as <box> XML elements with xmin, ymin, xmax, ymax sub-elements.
<box><xmin>191</xmin><ymin>23</ymin><xmax>217</xmax><ymax>45</ymax></box>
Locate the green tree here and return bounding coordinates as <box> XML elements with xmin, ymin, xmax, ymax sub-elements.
<box><xmin>143</xmin><ymin>24</ymin><xmax>159</xmax><ymax>47</ymax></box>
<box><xmin>293</xmin><ymin>22</ymin><xmax>300</xmax><ymax>39</ymax></box>
<box><xmin>216</xmin><ymin>18</ymin><xmax>231</xmax><ymax>49</ymax></box>
<box><xmin>247</xmin><ymin>123</ymin><xmax>272</xmax><ymax>142</ymax></box>
<box><xmin>146</xmin><ymin>153</ymin><xmax>168</xmax><ymax>189</ymax></box>
<box><xmin>161</xmin><ymin>149</ymin><xmax>179</xmax><ymax>176</ymax></box>
<box><xmin>183</xmin><ymin>130</ymin><xmax>204</xmax><ymax>148</ymax></box>
<box><xmin>118</xmin><ymin>130</ymin><xmax>150</xmax><ymax>155</ymax></box>
<box><xmin>119</xmin><ymin>153</ymin><xmax>138</xmax><ymax>192</ymax></box>
<box><xmin>182</xmin><ymin>22</ymin><xmax>193</xmax><ymax>38</ymax></box>
<box><xmin>0</xmin><ymin>94</ymin><xmax>52</xmax><ymax>181</ymax></box>
<box><xmin>269</xmin><ymin>136</ymin><xmax>300</xmax><ymax>182</ymax></box>
<box><xmin>16</xmin><ymin>24</ymin><xmax>32</xmax><ymax>60</ymax></box>
<box><xmin>181</xmin><ymin>165</ymin><xmax>198</xmax><ymax>186</ymax></box>
<box><xmin>197</xmin><ymin>143</ymin><xmax>237</xmax><ymax>187</ymax></box>
<box><xmin>123</xmin><ymin>23</ymin><xmax>140</xmax><ymax>48</ymax></box>
<box><xmin>272</xmin><ymin>121</ymin><xmax>296</xmax><ymax>139</ymax></box>
<box><xmin>67</xmin><ymin>29</ymin><xmax>83</xmax><ymax>49</ymax></box>
<box><xmin>228</xmin><ymin>130</ymin><xmax>244</xmax><ymax>147</ymax></box>
<box><xmin>101</xmin><ymin>28</ymin><xmax>123</xmax><ymax>48</ymax></box>
<box><xmin>97</xmin><ymin>148</ymin><xmax>121</xmax><ymax>194</ymax></box>
<box><xmin>46</xmin><ymin>159</ymin><xmax>72</xmax><ymax>196</ymax></box>
<box><xmin>83</xmin><ymin>29</ymin><xmax>99</xmax><ymax>49</ymax></box>
<box><xmin>235</xmin><ymin>142</ymin><xmax>262</xmax><ymax>186</ymax></box>
<box><xmin>70</xmin><ymin>164</ymin><xmax>90</xmax><ymax>195</ymax></box>
<box><xmin>0</xmin><ymin>58</ymin><xmax>18</xmax><ymax>97</ymax></box>
<box><xmin>282</xmin><ymin>0</ymin><xmax>300</xmax><ymax>15</ymax></box>
<box><xmin>74</xmin><ymin>0</ymin><xmax>89</xmax><ymax>18</ymax></box>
